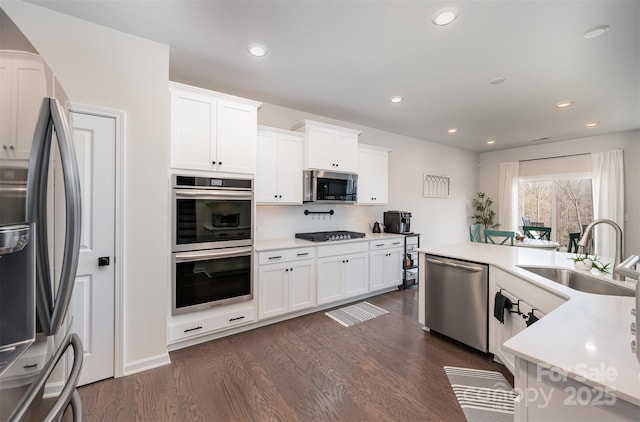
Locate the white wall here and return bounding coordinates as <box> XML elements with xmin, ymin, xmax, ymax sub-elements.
<box><xmin>2</xmin><ymin>1</ymin><xmax>171</xmax><ymax>373</ymax></box>
<box><xmin>258</xmin><ymin>104</ymin><xmax>479</xmax><ymax>246</ymax></box>
<box><xmin>478</xmin><ymin>130</ymin><xmax>640</xmax><ymax>255</ymax></box>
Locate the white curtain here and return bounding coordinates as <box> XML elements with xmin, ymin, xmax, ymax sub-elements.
<box><xmin>591</xmin><ymin>149</ymin><xmax>624</xmax><ymax>259</ymax></box>
<box><xmin>498</xmin><ymin>162</ymin><xmax>520</xmax><ymax>232</ymax></box>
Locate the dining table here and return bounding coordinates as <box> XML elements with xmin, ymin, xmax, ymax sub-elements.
<box><xmin>514</xmin><ymin>238</ymin><xmax>560</xmax><ymax>250</ymax></box>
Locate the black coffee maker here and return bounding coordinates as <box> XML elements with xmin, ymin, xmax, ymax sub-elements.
<box><xmin>383</xmin><ymin>211</ymin><xmax>412</xmax><ymax>233</ymax></box>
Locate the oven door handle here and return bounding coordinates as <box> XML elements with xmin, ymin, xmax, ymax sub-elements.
<box><xmin>175</xmin><ymin>189</ymin><xmax>253</xmax><ymax>200</ymax></box>
<box><xmin>175</xmin><ymin>246</ymin><xmax>253</xmax><ymax>262</ymax></box>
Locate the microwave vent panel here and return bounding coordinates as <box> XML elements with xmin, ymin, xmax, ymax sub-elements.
<box><xmin>423</xmin><ymin>174</ymin><xmax>450</xmax><ymax>198</ymax></box>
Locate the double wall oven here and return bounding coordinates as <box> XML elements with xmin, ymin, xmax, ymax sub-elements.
<box><xmin>172</xmin><ymin>175</ymin><xmax>253</xmax><ymax>315</ymax></box>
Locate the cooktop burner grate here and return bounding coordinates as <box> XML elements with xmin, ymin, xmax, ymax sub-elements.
<box><xmin>295</xmin><ymin>230</ymin><xmax>366</xmax><ymax>242</ymax></box>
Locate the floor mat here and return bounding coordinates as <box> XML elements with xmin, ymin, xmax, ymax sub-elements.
<box><xmin>325</xmin><ymin>301</ymin><xmax>388</xmax><ymax>327</ymax></box>
<box><xmin>443</xmin><ymin>366</ymin><xmax>517</xmax><ymax>422</ymax></box>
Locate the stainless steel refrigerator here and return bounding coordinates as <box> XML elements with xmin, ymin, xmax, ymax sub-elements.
<box><xmin>0</xmin><ymin>97</ymin><xmax>84</xmax><ymax>421</ymax></box>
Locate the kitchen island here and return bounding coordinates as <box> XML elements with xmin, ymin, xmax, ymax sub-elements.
<box><xmin>416</xmin><ymin>242</ymin><xmax>639</xmax><ymax>420</ymax></box>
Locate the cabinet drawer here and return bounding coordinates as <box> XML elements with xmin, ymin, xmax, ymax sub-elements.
<box><xmin>258</xmin><ymin>247</ymin><xmax>316</xmax><ymax>265</ymax></box>
<box><xmin>168</xmin><ymin>303</ymin><xmax>256</xmax><ymax>343</ymax></box>
<box><xmin>369</xmin><ymin>238</ymin><xmax>404</xmax><ymax>250</ymax></box>
<box><xmin>317</xmin><ymin>241</ymin><xmax>368</xmax><ymax>258</ymax></box>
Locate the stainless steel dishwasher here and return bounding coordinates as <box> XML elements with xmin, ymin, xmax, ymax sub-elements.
<box><xmin>424</xmin><ymin>254</ymin><xmax>489</xmax><ymax>352</ymax></box>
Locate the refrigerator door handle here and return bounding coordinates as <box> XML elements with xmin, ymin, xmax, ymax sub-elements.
<box><xmin>26</xmin><ymin>98</ymin><xmax>82</xmax><ymax>336</ymax></box>
<box><xmin>48</xmin><ymin>98</ymin><xmax>82</xmax><ymax>334</ymax></box>
<box><xmin>27</xmin><ymin>98</ymin><xmax>55</xmax><ymax>333</ymax></box>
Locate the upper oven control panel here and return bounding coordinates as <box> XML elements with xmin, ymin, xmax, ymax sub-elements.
<box><xmin>173</xmin><ymin>175</ymin><xmax>252</xmax><ymax>190</ymax></box>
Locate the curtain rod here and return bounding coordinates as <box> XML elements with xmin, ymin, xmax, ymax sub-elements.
<box><xmin>519</xmin><ymin>152</ymin><xmax>590</xmax><ymax>163</ymax></box>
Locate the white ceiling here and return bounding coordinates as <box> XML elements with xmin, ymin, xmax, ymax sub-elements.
<box><xmin>28</xmin><ymin>0</ymin><xmax>640</xmax><ymax>152</ymax></box>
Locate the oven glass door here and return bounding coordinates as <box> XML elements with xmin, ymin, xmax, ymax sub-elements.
<box><xmin>173</xmin><ymin>247</ymin><xmax>252</xmax><ymax>315</ymax></box>
<box><xmin>174</xmin><ymin>189</ymin><xmax>253</xmax><ymax>251</ymax></box>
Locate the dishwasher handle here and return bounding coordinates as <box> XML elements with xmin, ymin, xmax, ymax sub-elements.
<box><xmin>426</xmin><ymin>257</ymin><xmax>484</xmax><ymax>272</ymax></box>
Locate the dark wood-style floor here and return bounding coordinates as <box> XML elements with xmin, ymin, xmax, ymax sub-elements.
<box><xmin>73</xmin><ymin>288</ymin><xmax>512</xmax><ymax>421</ymax></box>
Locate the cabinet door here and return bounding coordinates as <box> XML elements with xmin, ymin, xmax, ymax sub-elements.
<box><xmin>306</xmin><ymin>125</ymin><xmax>334</xmax><ymax>170</ymax></box>
<box><xmin>333</xmin><ymin>131</ymin><xmax>358</xmax><ymax>173</ymax></box>
<box><xmin>357</xmin><ymin>146</ymin><xmax>388</xmax><ymax>204</ymax></box>
<box><xmin>170</xmin><ymin>89</ymin><xmax>216</xmax><ymax>170</ymax></box>
<box><xmin>255</xmin><ymin>130</ymin><xmax>279</xmax><ymax>203</ymax></box>
<box><xmin>343</xmin><ymin>252</ymin><xmax>369</xmax><ymax>298</ymax></box>
<box><xmin>289</xmin><ymin>260</ymin><xmax>315</xmax><ymax>312</ymax></box>
<box><xmin>258</xmin><ymin>265</ymin><xmax>288</xmax><ymax>319</ymax></box>
<box><xmin>384</xmin><ymin>249</ymin><xmax>403</xmax><ymax>287</ymax></box>
<box><xmin>216</xmin><ymin>99</ymin><xmax>257</xmax><ymax>174</ymax></box>
<box><xmin>276</xmin><ymin>133</ymin><xmax>303</xmax><ymax>203</ymax></box>
<box><xmin>0</xmin><ymin>60</ymin><xmax>12</xmax><ymax>159</ymax></box>
<box><xmin>369</xmin><ymin>249</ymin><xmax>387</xmax><ymax>291</ymax></box>
<box><xmin>317</xmin><ymin>257</ymin><xmax>343</xmax><ymax>305</ymax></box>
<box><xmin>0</xmin><ymin>52</ymin><xmax>46</xmax><ymax>160</ymax></box>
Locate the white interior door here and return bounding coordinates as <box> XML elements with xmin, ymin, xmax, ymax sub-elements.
<box><xmin>69</xmin><ymin>111</ymin><xmax>116</xmax><ymax>386</ymax></box>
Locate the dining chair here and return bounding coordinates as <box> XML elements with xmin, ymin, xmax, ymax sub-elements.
<box><xmin>484</xmin><ymin>229</ymin><xmax>515</xmax><ymax>246</ymax></box>
<box><xmin>522</xmin><ymin>217</ymin><xmax>531</xmax><ymax>226</ymax></box>
<box><xmin>523</xmin><ymin>225</ymin><xmax>551</xmax><ymax>240</ymax></box>
<box><xmin>568</xmin><ymin>232</ymin><xmax>581</xmax><ymax>253</ymax></box>
<box><xmin>469</xmin><ymin>224</ymin><xmax>482</xmax><ymax>242</ymax></box>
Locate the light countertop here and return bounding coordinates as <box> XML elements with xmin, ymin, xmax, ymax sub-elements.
<box><xmin>255</xmin><ymin>232</ymin><xmax>405</xmax><ymax>252</ymax></box>
<box><xmin>417</xmin><ymin>242</ymin><xmax>639</xmax><ymax>406</ymax></box>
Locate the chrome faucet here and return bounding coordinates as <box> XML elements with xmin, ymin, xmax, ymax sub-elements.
<box><xmin>578</xmin><ymin>219</ymin><xmax>624</xmax><ymax>281</ymax></box>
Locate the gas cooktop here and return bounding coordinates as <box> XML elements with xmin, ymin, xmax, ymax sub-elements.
<box><xmin>295</xmin><ymin>230</ymin><xmax>366</xmax><ymax>242</ymax></box>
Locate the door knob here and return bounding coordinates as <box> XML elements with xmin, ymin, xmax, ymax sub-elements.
<box><xmin>98</xmin><ymin>256</ymin><xmax>110</xmax><ymax>266</ymax></box>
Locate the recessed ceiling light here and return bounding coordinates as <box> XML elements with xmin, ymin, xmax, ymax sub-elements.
<box><xmin>584</xmin><ymin>25</ymin><xmax>610</xmax><ymax>39</ymax></box>
<box><xmin>248</xmin><ymin>44</ymin><xmax>267</xmax><ymax>57</ymax></box>
<box><xmin>389</xmin><ymin>96</ymin><xmax>404</xmax><ymax>103</ymax></box>
<box><xmin>555</xmin><ymin>100</ymin><xmax>574</xmax><ymax>108</ymax></box>
<box><xmin>433</xmin><ymin>9</ymin><xmax>457</xmax><ymax>26</ymax></box>
<box><xmin>487</xmin><ymin>139</ymin><xmax>496</xmax><ymax>145</ymax></box>
<box><xmin>448</xmin><ymin>128</ymin><xmax>457</xmax><ymax>134</ymax></box>
<box><xmin>490</xmin><ymin>76</ymin><xmax>507</xmax><ymax>85</ymax></box>
<box><xmin>585</xmin><ymin>121</ymin><xmax>600</xmax><ymax>128</ymax></box>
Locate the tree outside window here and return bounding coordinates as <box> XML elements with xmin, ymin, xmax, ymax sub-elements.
<box><xmin>518</xmin><ymin>177</ymin><xmax>593</xmax><ymax>249</ymax></box>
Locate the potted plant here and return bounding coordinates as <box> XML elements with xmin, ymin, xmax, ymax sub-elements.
<box><xmin>472</xmin><ymin>192</ymin><xmax>499</xmax><ymax>230</ymax></box>
<box><xmin>569</xmin><ymin>254</ymin><xmax>610</xmax><ymax>273</ymax></box>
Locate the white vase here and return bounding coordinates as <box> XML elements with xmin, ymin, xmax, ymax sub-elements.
<box><xmin>574</xmin><ymin>260</ymin><xmax>592</xmax><ymax>271</ymax></box>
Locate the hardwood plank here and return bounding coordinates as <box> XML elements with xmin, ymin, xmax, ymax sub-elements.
<box><xmin>74</xmin><ymin>288</ymin><xmax>512</xmax><ymax>421</ymax></box>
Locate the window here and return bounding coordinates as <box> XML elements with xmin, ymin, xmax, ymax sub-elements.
<box><xmin>518</xmin><ymin>176</ymin><xmax>593</xmax><ymax>249</ymax></box>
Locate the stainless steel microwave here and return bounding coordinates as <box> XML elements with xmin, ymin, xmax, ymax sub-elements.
<box><xmin>303</xmin><ymin>170</ymin><xmax>357</xmax><ymax>203</ymax></box>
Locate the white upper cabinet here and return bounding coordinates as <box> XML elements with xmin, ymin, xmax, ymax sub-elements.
<box><xmin>169</xmin><ymin>82</ymin><xmax>261</xmax><ymax>174</ymax></box>
<box><xmin>256</xmin><ymin>126</ymin><xmax>303</xmax><ymax>204</ymax></box>
<box><xmin>0</xmin><ymin>51</ymin><xmax>47</xmax><ymax>160</ymax></box>
<box><xmin>292</xmin><ymin>119</ymin><xmax>360</xmax><ymax>173</ymax></box>
<box><xmin>357</xmin><ymin>144</ymin><xmax>390</xmax><ymax>204</ymax></box>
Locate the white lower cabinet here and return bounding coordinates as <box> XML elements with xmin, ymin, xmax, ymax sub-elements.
<box><xmin>489</xmin><ymin>266</ymin><xmax>566</xmax><ymax>372</ymax></box>
<box><xmin>258</xmin><ymin>247</ymin><xmax>316</xmax><ymax>319</ymax></box>
<box><xmin>316</xmin><ymin>242</ymin><xmax>369</xmax><ymax>305</ymax></box>
<box><xmin>369</xmin><ymin>238</ymin><xmax>403</xmax><ymax>291</ymax></box>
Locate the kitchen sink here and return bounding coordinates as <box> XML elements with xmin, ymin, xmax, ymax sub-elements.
<box><xmin>518</xmin><ymin>266</ymin><xmax>635</xmax><ymax>297</ymax></box>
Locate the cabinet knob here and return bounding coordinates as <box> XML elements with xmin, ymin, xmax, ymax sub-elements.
<box><xmin>274</xmin><ymin>194</ymin><xmax>278</xmax><ymax>198</ymax></box>
<box><xmin>212</xmin><ymin>161</ymin><xmax>216</xmax><ymax>165</ymax></box>
<box><xmin>2</xmin><ymin>145</ymin><xmax>6</xmax><ymax>150</ymax></box>
<box><xmin>218</xmin><ymin>161</ymin><xmax>222</xmax><ymax>165</ymax></box>
<box><xmin>9</xmin><ymin>145</ymin><xmax>13</xmax><ymax>150</ymax></box>
<box><xmin>285</xmin><ymin>268</ymin><xmax>289</xmax><ymax>272</ymax></box>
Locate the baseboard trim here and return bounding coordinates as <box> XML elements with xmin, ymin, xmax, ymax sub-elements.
<box><xmin>123</xmin><ymin>352</ymin><xmax>171</xmax><ymax>376</ymax></box>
